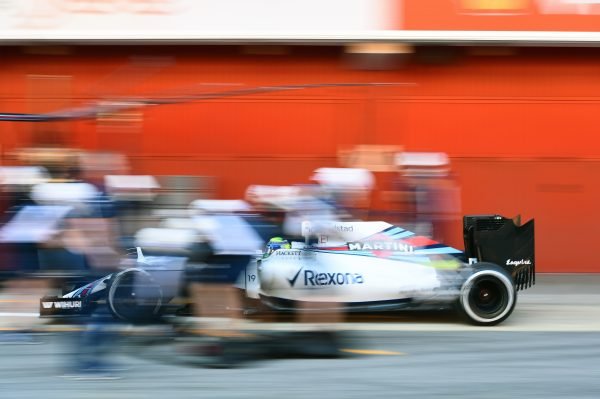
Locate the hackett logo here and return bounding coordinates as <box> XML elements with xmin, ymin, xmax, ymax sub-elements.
<box><xmin>276</xmin><ymin>250</ymin><xmax>302</xmax><ymax>256</ymax></box>
<box><xmin>506</xmin><ymin>259</ymin><xmax>532</xmax><ymax>267</ymax></box>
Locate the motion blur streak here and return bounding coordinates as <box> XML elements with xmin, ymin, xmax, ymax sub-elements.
<box><xmin>0</xmin><ymin>0</ymin><xmax>599</xmax><ymax>396</ymax></box>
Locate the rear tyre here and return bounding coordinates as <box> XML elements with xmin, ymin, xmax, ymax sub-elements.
<box><xmin>108</xmin><ymin>268</ymin><xmax>163</xmax><ymax>323</ymax></box>
<box><xmin>458</xmin><ymin>263</ymin><xmax>516</xmax><ymax>326</ymax></box>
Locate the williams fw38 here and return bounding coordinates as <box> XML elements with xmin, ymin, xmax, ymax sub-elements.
<box><xmin>40</xmin><ymin>215</ymin><xmax>535</xmax><ymax>326</ymax></box>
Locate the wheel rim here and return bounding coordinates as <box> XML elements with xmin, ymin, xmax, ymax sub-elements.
<box><xmin>468</xmin><ymin>277</ymin><xmax>509</xmax><ymax>320</ymax></box>
<box><xmin>109</xmin><ymin>269</ymin><xmax>162</xmax><ymax>322</ymax></box>
<box><xmin>460</xmin><ymin>269</ymin><xmax>514</xmax><ymax>324</ymax></box>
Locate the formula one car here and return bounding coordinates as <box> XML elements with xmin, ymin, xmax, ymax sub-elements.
<box><xmin>39</xmin><ymin>248</ymin><xmax>188</xmax><ymax>323</ymax></box>
<box><xmin>40</xmin><ymin>214</ymin><xmax>535</xmax><ymax>326</ymax></box>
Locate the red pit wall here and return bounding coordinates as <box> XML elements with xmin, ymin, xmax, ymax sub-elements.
<box><xmin>1</xmin><ymin>46</ymin><xmax>600</xmax><ymax>272</ymax></box>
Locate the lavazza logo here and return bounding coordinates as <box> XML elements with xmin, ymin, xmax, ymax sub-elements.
<box><xmin>506</xmin><ymin>259</ymin><xmax>532</xmax><ymax>267</ymax></box>
<box><xmin>288</xmin><ymin>267</ymin><xmax>364</xmax><ymax>287</ymax></box>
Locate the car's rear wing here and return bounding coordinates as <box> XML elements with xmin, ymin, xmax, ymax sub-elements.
<box><xmin>463</xmin><ymin>215</ymin><xmax>535</xmax><ymax>290</ymax></box>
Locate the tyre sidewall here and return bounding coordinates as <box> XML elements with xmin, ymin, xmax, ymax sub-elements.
<box><xmin>107</xmin><ymin>268</ymin><xmax>163</xmax><ymax>323</ymax></box>
<box><xmin>458</xmin><ymin>263</ymin><xmax>517</xmax><ymax>326</ymax></box>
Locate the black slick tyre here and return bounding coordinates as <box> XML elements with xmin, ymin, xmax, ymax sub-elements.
<box><xmin>458</xmin><ymin>263</ymin><xmax>517</xmax><ymax>326</ymax></box>
<box><xmin>108</xmin><ymin>268</ymin><xmax>163</xmax><ymax>323</ymax></box>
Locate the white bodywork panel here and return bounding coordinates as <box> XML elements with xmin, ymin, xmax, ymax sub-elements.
<box><xmin>255</xmin><ymin>249</ymin><xmax>440</xmax><ymax>303</ymax></box>
<box><xmin>300</xmin><ymin>220</ymin><xmax>395</xmax><ymax>248</ymax></box>
<box><xmin>235</xmin><ymin>220</ymin><xmax>464</xmax><ymax>306</ymax></box>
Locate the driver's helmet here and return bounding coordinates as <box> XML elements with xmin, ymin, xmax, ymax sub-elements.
<box><xmin>265</xmin><ymin>236</ymin><xmax>291</xmax><ymax>256</ymax></box>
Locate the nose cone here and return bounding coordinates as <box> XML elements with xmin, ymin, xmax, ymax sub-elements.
<box><xmin>258</xmin><ymin>256</ymin><xmax>302</xmax><ymax>291</ymax></box>
<box><xmin>257</xmin><ymin>257</ymin><xmax>277</xmax><ymax>290</ymax></box>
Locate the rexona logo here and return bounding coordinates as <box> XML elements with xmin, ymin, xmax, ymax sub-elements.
<box><xmin>348</xmin><ymin>241</ymin><xmax>414</xmax><ymax>253</ymax></box>
<box><xmin>288</xmin><ymin>267</ymin><xmax>364</xmax><ymax>287</ymax></box>
<box><xmin>506</xmin><ymin>259</ymin><xmax>532</xmax><ymax>267</ymax></box>
<box><xmin>42</xmin><ymin>301</ymin><xmax>82</xmax><ymax>309</ymax></box>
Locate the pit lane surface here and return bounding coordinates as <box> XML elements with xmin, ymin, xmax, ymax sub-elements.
<box><xmin>1</xmin><ymin>274</ymin><xmax>600</xmax><ymax>398</ymax></box>
<box><xmin>1</xmin><ymin>331</ymin><xmax>599</xmax><ymax>399</ymax></box>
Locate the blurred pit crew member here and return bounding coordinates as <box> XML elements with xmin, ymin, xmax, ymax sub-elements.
<box><xmin>188</xmin><ymin>211</ymin><xmax>263</xmax><ymax>338</ymax></box>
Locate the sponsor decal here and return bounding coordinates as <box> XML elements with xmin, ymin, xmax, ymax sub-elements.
<box><xmin>288</xmin><ymin>267</ymin><xmax>364</xmax><ymax>287</ymax></box>
<box><xmin>302</xmin><ymin>223</ymin><xmax>354</xmax><ymax>236</ymax></box>
<box><xmin>41</xmin><ymin>300</ymin><xmax>82</xmax><ymax>309</ymax></box>
<box><xmin>287</xmin><ymin>267</ymin><xmax>304</xmax><ymax>287</ymax></box>
<box><xmin>304</xmin><ymin>270</ymin><xmax>364</xmax><ymax>286</ymax></box>
<box><xmin>506</xmin><ymin>259</ymin><xmax>532</xmax><ymax>267</ymax></box>
<box><xmin>348</xmin><ymin>241</ymin><xmax>414</xmax><ymax>253</ymax></box>
<box><xmin>276</xmin><ymin>250</ymin><xmax>303</xmax><ymax>256</ymax></box>
<box><xmin>458</xmin><ymin>0</ymin><xmax>600</xmax><ymax>15</ymax></box>
<box><xmin>333</xmin><ymin>225</ymin><xmax>354</xmax><ymax>233</ymax></box>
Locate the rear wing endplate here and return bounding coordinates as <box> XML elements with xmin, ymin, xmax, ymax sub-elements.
<box><xmin>463</xmin><ymin>215</ymin><xmax>535</xmax><ymax>290</ymax></box>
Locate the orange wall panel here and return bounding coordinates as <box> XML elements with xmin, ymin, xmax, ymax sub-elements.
<box><xmin>141</xmin><ymin>100</ymin><xmax>350</xmax><ymax>155</ymax></box>
<box><xmin>454</xmin><ymin>158</ymin><xmax>600</xmax><ymax>272</ymax></box>
<box><xmin>2</xmin><ymin>47</ymin><xmax>600</xmax><ymax>272</ymax></box>
<box><xmin>394</xmin><ymin>101</ymin><xmax>600</xmax><ymax>157</ymax></box>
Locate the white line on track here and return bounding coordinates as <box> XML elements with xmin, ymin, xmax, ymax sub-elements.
<box><xmin>0</xmin><ymin>312</ymin><xmax>39</xmax><ymax>317</ymax></box>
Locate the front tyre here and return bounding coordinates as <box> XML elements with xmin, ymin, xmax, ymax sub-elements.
<box><xmin>108</xmin><ymin>268</ymin><xmax>163</xmax><ymax>323</ymax></box>
<box><xmin>458</xmin><ymin>263</ymin><xmax>516</xmax><ymax>326</ymax></box>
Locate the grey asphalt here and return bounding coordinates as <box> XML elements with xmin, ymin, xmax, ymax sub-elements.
<box><xmin>1</xmin><ymin>331</ymin><xmax>600</xmax><ymax>399</ymax></box>
<box><xmin>1</xmin><ymin>274</ymin><xmax>600</xmax><ymax>399</ymax></box>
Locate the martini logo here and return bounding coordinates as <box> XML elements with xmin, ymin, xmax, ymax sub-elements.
<box><xmin>348</xmin><ymin>241</ymin><xmax>414</xmax><ymax>253</ymax></box>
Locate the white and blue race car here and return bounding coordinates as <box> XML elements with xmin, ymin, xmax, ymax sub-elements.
<box><xmin>40</xmin><ymin>214</ymin><xmax>535</xmax><ymax>326</ymax></box>
<box><xmin>239</xmin><ymin>214</ymin><xmax>535</xmax><ymax>326</ymax></box>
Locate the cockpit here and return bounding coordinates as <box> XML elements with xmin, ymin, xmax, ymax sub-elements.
<box><xmin>264</xmin><ymin>237</ymin><xmax>291</xmax><ymax>257</ymax></box>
